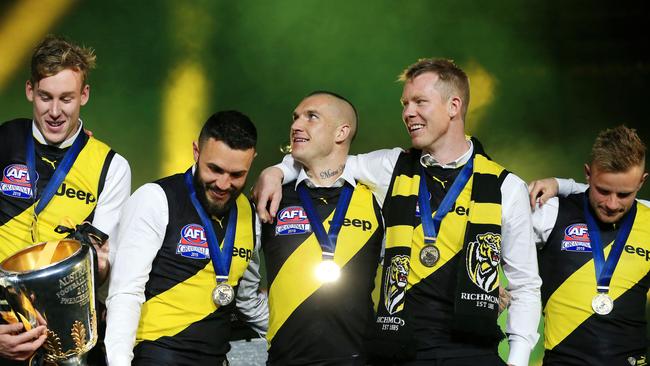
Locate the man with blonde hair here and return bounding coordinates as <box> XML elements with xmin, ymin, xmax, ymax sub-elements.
<box><xmin>531</xmin><ymin>125</ymin><xmax>649</xmax><ymax>365</ymax></box>
<box><xmin>0</xmin><ymin>35</ymin><xmax>130</xmax><ymax>363</ymax></box>
<box><xmin>255</xmin><ymin>59</ymin><xmax>541</xmax><ymax>365</ymax></box>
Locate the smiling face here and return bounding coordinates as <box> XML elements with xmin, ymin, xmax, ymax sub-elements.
<box><xmin>401</xmin><ymin>72</ymin><xmax>457</xmax><ymax>152</ymax></box>
<box><xmin>192</xmin><ymin>138</ymin><xmax>256</xmax><ymax>216</ymax></box>
<box><xmin>586</xmin><ymin>163</ymin><xmax>647</xmax><ymax>224</ymax></box>
<box><xmin>290</xmin><ymin>94</ymin><xmax>350</xmax><ymax>166</ymax></box>
<box><xmin>26</xmin><ymin>68</ymin><xmax>89</xmax><ymax>146</ymax></box>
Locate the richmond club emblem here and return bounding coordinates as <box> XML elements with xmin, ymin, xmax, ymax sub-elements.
<box><xmin>466</xmin><ymin>232</ymin><xmax>501</xmax><ymax>293</ymax></box>
<box><xmin>383</xmin><ymin>255</ymin><xmax>409</xmax><ymax>314</ymax></box>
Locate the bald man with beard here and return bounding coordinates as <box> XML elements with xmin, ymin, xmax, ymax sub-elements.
<box><xmin>260</xmin><ymin>91</ymin><xmax>384</xmax><ymax>366</ymax></box>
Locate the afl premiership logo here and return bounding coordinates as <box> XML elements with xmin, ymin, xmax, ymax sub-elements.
<box><xmin>176</xmin><ymin>224</ymin><xmax>210</xmax><ymax>259</ymax></box>
<box><xmin>275</xmin><ymin>206</ymin><xmax>311</xmax><ymax>235</ymax></box>
<box><xmin>1</xmin><ymin>164</ymin><xmax>38</xmax><ymax>199</ymax></box>
<box><xmin>466</xmin><ymin>232</ymin><xmax>501</xmax><ymax>293</ymax></box>
<box><xmin>561</xmin><ymin>223</ymin><xmax>592</xmax><ymax>252</ymax></box>
<box><xmin>384</xmin><ymin>255</ymin><xmax>409</xmax><ymax>314</ymax></box>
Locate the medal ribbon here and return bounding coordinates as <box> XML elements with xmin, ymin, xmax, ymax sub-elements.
<box><xmin>297</xmin><ymin>182</ymin><xmax>353</xmax><ymax>258</ymax></box>
<box><xmin>26</xmin><ymin>130</ymin><xmax>86</xmax><ymax>215</ymax></box>
<box><xmin>583</xmin><ymin>194</ymin><xmax>636</xmax><ymax>293</ymax></box>
<box><xmin>418</xmin><ymin>157</ymin><xmax>474</xmax><ymax>244</ymax></box>
<box><xmin>184</xmin><ymin>169</ymin><xmax>237</xmax><ymax>282</ymax></box>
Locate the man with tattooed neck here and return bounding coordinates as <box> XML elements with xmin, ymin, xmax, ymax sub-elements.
<box><xmin>260</xmin><ymin>91</ymin><xmax>383</xmax><ymax>365</ymax></box>
<box><xmin>254</xmin><ymin>60</ymin><xmax>541</xmax><ymax>366</ymax></box>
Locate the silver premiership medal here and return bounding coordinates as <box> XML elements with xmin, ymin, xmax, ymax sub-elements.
<box><xmin>419</xmin><ymin>245</ymin><xmax>440</xmax><ymax>267</ymax></box>
<box><xmin>212</xmin><ymin>282</ymin><xmax>234</xmax><ymax>306</ymax></box>
<box><xmin>592</xmin><ymin>293</ymin><xmax>614</xmax><ymax>315</ymax></box>
<box><xmin>315</xmin><ymin>259</ymin><xmax>341</xmax><ymax>282</ymax></box>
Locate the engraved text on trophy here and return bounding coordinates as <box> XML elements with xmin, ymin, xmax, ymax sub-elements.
<box><xmin>56</xmin><ymin>266</ymin><xmax>90</xmax><ymax>305</ymax></box>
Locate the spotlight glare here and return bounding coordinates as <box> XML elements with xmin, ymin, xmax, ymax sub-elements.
<box><xmin>315</xmin><ymin>259</ymin><xmax>340</xmax><ymax>283</ymax></box>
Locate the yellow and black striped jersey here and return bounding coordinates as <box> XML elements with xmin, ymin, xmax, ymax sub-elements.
<box><xmin>262</xmin><ymin>182</ymin><xmax>383</xmax><ymax>365</ymax></box>
<box><xmin>131</xmin><ymin>174</ymin><xmax>256</xmax><ymax>363</ymax></box>
<box><xmin>0</xmin><ymin>119</ymin><xmax>115</xmax><ymax>261</ymax></box>
<box><xmin>539</xmin><ymin>193</ymin><xmax>650</xmax><ymax>365</ymax></box>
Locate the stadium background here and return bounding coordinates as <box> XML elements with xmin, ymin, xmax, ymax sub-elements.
<box><xmin>0</xmin><ymin>1</ymin><xmax>648</xmax><ymax>364</ymax></box>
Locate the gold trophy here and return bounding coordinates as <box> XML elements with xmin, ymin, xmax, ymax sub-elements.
<box><xmin>0</xmin><ymin>239</ymin><xmax>97</xmax><ymax>365</ymax></box>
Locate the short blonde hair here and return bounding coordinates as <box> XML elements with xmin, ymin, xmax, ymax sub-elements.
<box><xmin>30</xmin><ymin>35</ymin><xmax>96</xmax><ymax>86</ymax></box>
<box><xmin>399</xmin><ymin>58</ymin><xmax>470</xmax><ymax>119</ymax></box>
<box><xmin>590</xmin><ymin>125</ymin><xmax>646</xmax><ymax>172</ymax></box>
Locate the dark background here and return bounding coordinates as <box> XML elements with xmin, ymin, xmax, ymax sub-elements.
<box><xmin>1</xmin><ymin>1</ymin><xmax>649</xmax><ymax>363</ymax></box>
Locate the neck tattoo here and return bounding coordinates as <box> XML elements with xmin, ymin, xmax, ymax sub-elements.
<box><xmin>319</xmin><ymin>165</ymin><xmax>344</xmax><ymax>180</ymax></box>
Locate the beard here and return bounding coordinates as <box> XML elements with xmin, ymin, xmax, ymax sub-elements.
<box><xmin>193</xmin><ymin>170</ymin><xmax>241</xmax><ymax>217</ymax></box>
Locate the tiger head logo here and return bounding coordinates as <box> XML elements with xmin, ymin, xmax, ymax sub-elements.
<box><xmin>383</xmin><ymin>255</ymin><xmax>409</xmax><ymax>315</ymax></box>
<box><xmin>466</xmin><ymin>232</ymin><xmax>501</xmax><ymax>293</ymax></box>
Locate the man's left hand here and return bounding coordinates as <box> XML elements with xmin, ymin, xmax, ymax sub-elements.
<box><xmin>93</xmin><ymin>239</ymin><xmax>110</xmax><ymax>285</ymax></box>
<box><xmin>499</xmin><ymin>286</ymin><xmax>511</xmax><ymax>314</ymax></box>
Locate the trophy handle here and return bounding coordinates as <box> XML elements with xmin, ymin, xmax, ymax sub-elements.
<box><xmin>86</xmin><ymin>241</ymin><xmax>100</xmax><ymax>284</ymax></box>
<box><xmin>0</xmin><ymin>277</ymin><xmax>39</xmax><ymax>329</ymax></box>
<box><xmin>0</xmin><ymin>275</ymin><xmax>17</xmax><ymax>324</ymax></box>
<box><xmin>55</xmin><ymin>222</ymin><xmax>107</xmax><ymax>284</ymax></box>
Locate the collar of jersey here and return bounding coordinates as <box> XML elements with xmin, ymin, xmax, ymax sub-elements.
<box><xmin>420</xmin><ymin>138</ymin><xmax>473</xmax><ymax>169</ymax></box>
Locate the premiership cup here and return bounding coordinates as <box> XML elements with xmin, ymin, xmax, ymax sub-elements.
<box><xmin>0</xmin><ymin>239</ymin><xmax>97</xmax><ymax>365</ymax></box>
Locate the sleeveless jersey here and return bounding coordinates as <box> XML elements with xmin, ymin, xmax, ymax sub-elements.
<box><xmin>539</xmin><ymin>193</ymin><xmax>650</xmax><ymax>365</ymax></box>
<box><xmin>0</xmin><ymin>118</ymin><xmax>113</xmax><ymax>261</ymax></box>
<box><xmin>262</xmin><ymin>182</ymin><xmax>383</xmax><ymax>365</ymax></box>
<box><xmin>132</xmin><ymin>174</ymin><xmax>255</xmax><ymax>362</ymax></box>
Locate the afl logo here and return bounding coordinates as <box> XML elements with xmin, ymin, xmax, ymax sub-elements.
<box><xmin>561</xmin><ymin>223</ymin><xmax>592</xmax><ymax>252</ymax></box>
<box><xmin>1</xmin><ymin>164</ymin><xmax>38</xmax><ymax>199</ymax></box>
<box><xmin>176</xmin><ymin>224</ymin><xmax>210</xmax><ymax>259</ymax></box>
<box><xmin>275</xmin><ymin>206</ymin><xmax>311</xmax><ymax>235</ymax></box>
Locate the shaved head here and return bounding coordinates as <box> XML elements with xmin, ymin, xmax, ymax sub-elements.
<box><xmin>306</xmin><ymin>91</ymin><xmax>358</xmax><ymax>144</ymax></box>
<box><xmin>291</xmin><ymin>90</ymin><xmax>358</xmax><ymax>181</ymax></box>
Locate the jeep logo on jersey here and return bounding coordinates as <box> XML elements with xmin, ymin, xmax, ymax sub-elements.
<box><xmin>55</xmin><ymin>182</ymin><xmax>96</xmax><ymax>205</ymax></box>
<box><xmin>1</xmin><ymin>164</ymin><xmax>38</xmax><ymax>199</ymax></box>
<box><xmin>330</xmin><ymin>218</ymin><xmax>374</xmax><ymax>231</ymax></box>
<box><xmin>276</xmin><ymin>206</ymin><xmax>311</xmax><ymax>235</ymax></box>
<box><xmin>177</xmin><ymin>224</ymin><xmax>210</xmax><ymax>259</ymax></box>
<box><xmin>624</xmin><ymin>244</ymin><xmax>650</xmax><ymax>262</ymax></box>
<box><xmin>561</xmin><ymin>223</ymin><xmax>592</xmax><ymax>252</ymax></box>
<box><xmin>416</xmin><ymin>197</ymin><xmax>469</xmax><ymax>218</ymax></box>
